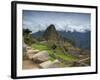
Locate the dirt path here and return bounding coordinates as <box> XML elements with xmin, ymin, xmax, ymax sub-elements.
<box><xmin>22</xmin><ymin>59</ymin><xmax>40</xmax><ymax>69</ymax></box>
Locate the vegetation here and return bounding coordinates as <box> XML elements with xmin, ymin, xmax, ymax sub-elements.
<box><xmin>23</xmin><ymin>28</ymin><xmax>36</xmax><ymax>45</ymax></box>
<box><xmin>23</xmin><ymin>24</ymin><xmax>90</xmax><ymax>67</ymax></box>
<box><xmin>31</xmin><ymin>42</ymin><xmax>79</xmax><ymax>67</ymax></box>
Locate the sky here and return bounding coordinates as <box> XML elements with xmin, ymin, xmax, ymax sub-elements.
<box><xmin>22</xmin><ymin>10</ymin><xmax>91</xmax><ymax>33</ymax></box>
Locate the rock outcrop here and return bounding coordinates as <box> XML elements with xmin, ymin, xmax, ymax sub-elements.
<box><xmin>32</xmin><ymin>51</ymin><xmax>50</xmax><ymax>63</ymax></box>
<box><xmin>26</xmin><ymin>49</ymin><xmax>39</xmax><ymax>59</ymax></box>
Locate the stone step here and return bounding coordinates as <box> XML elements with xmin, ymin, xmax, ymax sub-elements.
<box><xmin>26</xmin><ymin>49</ymin><xmax>40</xmax><ymax>60</ymax></box>
<box><xmin>39</xmin><ymin>59</ymin><xmax>60</xmax><ymax>68</ymax></box>
<box><xmin>27</xmin><ymin>49</ymin><xmax>40</xmax><ymax>54</ymax></box>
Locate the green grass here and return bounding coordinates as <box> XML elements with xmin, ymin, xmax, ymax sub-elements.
<box><xmin>32</xmin><ymin>43</ymin><xmax>56</xmax><ymax>61</ymax></box>
<box><xmin>32</xmin><ymin>43</ymin><xmax>49</xmax><ymax>51</ymax></box>
<box><xmin>56</xmin><ymin>50</ymin><xmax>78</xmax><ymax>61</ymax></box>
<box><xmin>31</xmin><ymin>43</ymin><xmax>78</xmax><ymax>62</ymax></box>
<box><xmin>55</xmin><ymin>52</ymin><xmax>78</xmax><ymax>62</ymax></box>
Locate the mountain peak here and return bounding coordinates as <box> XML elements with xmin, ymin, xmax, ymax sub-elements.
<box><xmin>43</xmin><ymin>24</ymin><xmax>60</xmax><ymax>41</ymax></box>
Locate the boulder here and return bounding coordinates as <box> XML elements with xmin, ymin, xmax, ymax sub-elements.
<box><xmin>26</xmin><ymin>53</ymin><xmax>35</xmax><ymax>60</ymax></box>
<box><xmin>26</xmin><ymin>49</ymin><xmax>40</xmax><ymax>60</ymax></box>
<box><xmin>39</xmin><ymin>59</ymin><xmax>60</xmax><ymax>68</ymax></box>
<box><xmin>32</xmin><ymin>51</ymin><xmax>50</xmax><ymax>63</ymax></box>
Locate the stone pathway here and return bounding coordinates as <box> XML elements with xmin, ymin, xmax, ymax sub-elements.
<box><xmin>22</xmin><ymin>45</ymin><xmax>61</xmax><ymax>69</ymax></box>
<box><xmin>22</xmin><ymin>46</ymin><xmax>41</xmax><ymax>69</ymax></box>
<box><xmin>22</xmin><ymin>59</ymin><xmax>39</xmax><ymax>69</ymax></box>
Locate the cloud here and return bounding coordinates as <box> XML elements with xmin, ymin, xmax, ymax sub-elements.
<box><xmin>22</xmin><ymin>10</ymin><xmax>91</xmax><ymax>33</ymax></box>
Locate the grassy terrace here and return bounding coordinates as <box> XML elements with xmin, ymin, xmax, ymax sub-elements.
<box><xmin>31</xmin><ymin>43</ymin><xmax>78</xmax><ymax>63</ymax></box>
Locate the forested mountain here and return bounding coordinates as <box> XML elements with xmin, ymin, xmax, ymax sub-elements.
<box><xmin>32</xmin><ymin>27</ymin><xmax>90</xmax><ymax>50</ymax></box>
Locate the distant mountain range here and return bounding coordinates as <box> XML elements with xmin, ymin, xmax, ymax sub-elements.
<box><xmin>32</xmin><ymin>25</ymin><xmax>90</xmax><ymax>50</ymax></box>
<box><xmin>58</xmin><ymin>30</ymin><xmax>91</xmax><ymax>50</ymax></box>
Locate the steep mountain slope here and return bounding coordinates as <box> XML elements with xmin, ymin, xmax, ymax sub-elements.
<box><xmin>32</xmin><ymin>25</ymin><xmax>90</xmax><ymax>50</ymax></box>
<box><xmin>43</xmin><ymin>24</ymin><xmax>60</xmax><ymax>41</ymax></box>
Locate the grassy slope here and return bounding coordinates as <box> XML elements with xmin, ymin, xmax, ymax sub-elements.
<box><xmin>31</xmin><ymin>43</ymin><xmax>78</xmax><ymax>62</ymax></box>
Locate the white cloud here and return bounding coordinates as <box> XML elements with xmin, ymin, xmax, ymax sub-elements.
<box><xmin>23</xmin><ymin>10</ymin><xmax>91</xmax><ymax>33</ymax></box>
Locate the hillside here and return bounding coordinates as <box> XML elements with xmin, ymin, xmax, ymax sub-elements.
<box><xmin>32</xmin><ymin>29</ymin><xmax>90</xmax><ymax>50</ymax></box>
<box><xmin>23</xmin><ymin>24</ymin><xmax>90</xmax><ymax>69</ymax></box>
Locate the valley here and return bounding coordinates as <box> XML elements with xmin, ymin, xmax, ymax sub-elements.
<box><xmin>22</xmin><ymin>24</ymin><xmax>90</xmax><ymax>69</ymax></box>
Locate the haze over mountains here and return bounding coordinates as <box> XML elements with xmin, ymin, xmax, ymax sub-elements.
<box><xmin>23</xmin><ymin>10</ymin><xmax>91</xmax><ymax>50</ymax></box>
<box><xmin>24</xmin><ymin>24</ymin><xmax>90</xmax><ymax>33</ymax></box>
<box><xmin>32</xmin><ymin>24</ymin><xmax>90</xmax><ymax>50</ymax></box>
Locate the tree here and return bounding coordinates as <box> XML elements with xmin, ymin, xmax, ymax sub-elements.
<box><xmin>23</xmin><ymin>28</ymin><xmax>35</xmax><ymax>46</ymax></box>
<box><xmin>23</xmin><ymin>28</ymin><xmax>32</xmax><ymax>36</ymax></box>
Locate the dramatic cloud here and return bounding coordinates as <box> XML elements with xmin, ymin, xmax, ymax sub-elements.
<box><xmin>22</xmin><ymin>10</ymin><xmax>91</xmax><ymax>33</ymax></box>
